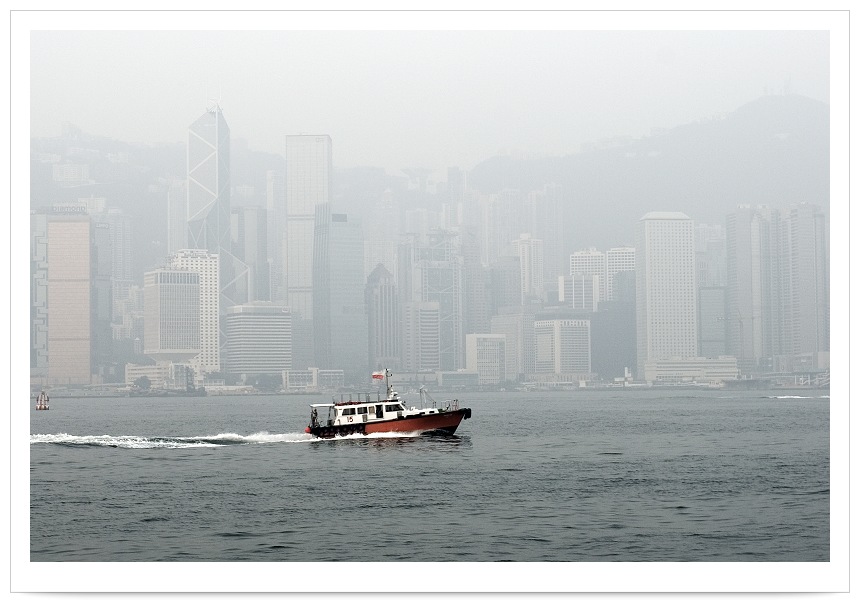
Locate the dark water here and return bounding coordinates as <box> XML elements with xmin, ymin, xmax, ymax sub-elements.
<box><xmin>30</xmin><ymin>389</ymin><xmax>829</xmax><ymax>562</ymax></box>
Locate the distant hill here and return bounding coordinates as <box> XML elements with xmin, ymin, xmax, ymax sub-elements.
<box><xmin>469</xmin><ymin>94</ymin><xmax>829</xmax><ymax>249</ymax></box>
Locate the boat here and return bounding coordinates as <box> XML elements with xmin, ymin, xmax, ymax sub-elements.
<box><xmin>35</xmin><ymin>391</ymin><xmax>50</xmax><ymax>411</ymax></box>
<box><xmin>305</xmin><ymin>369</ymin><xmax>471</xmax><ymax>438</ymax></box>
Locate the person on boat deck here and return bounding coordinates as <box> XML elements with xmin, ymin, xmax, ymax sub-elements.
<box><xmin>311</xmin><ymin>408</ymin><xmax>318</xmax><ymax>427</ymax></box>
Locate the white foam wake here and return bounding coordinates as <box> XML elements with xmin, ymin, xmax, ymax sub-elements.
<box><xmin>768</xmin><ymin>395</ymin><xmax>830</xmax><ymax>400</ymax></box>
<box><xmin>30</xmin><ymin>431</ymin><xmax>315</xmax><ymax>448</ymax></box>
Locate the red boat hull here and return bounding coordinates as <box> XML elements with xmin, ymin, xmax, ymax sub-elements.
<box><xmin>309</xmin><ymin>408</ymin><xmax>471</xmax><ymax>439</ymax></box>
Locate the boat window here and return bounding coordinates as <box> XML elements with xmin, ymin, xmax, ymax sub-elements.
<box><xmin>385</xmin><ymin>404</ymin><xmax>402</xmax><ymax>412</ymax></box>
<box><xmin>357</xmin><ymin>407</ymin><xmax>367</xmax><ymax>414</ymax></box>
<box><xmin>342</xmin><ymin>408</ymin><xmax>356</xmax><ymax>416</ymax></box>
<box><xmin>366</xmin><ymin>405</ymin><xmax>375</xmax><ymax>413</ymax></box>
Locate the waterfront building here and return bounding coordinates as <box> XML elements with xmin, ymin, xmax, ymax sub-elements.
<box><xmin>635</xmin><ymin>212</ymin><xmax>698</xmax><ymax>380</ymax></box>
<box><xmin>142</xmin><ymin>268</ymin><xmax>200</xmax><ymax>362</ymax></box>
<box><xmin>465</xmin><ymin>334</ymin><xmax>507</xmax><ymax>385</ymax></box>
<box><xmin>283</xmin><ymin>368</ymin><xmax>344</xmax><ymax>392</ymax></box>
<box><xmin>30</xmin><ymin>211</ymin><xmax>49</xmax><ymax>378</ymax></box>
<box><xmin>46</xmin><ymin>213</ymin><xmax>93</xmax><ymax>385</ymax></box>
<box><xmin>643</xmin><ymin>356</ymin><xmax>738</xmax><ymax>384</ymax></box>
<box><xmin>606</xmin><ymin>246</ymin><xmax>636</xmax><ymax>302</ymax></box>
<box><xmin>590</xmin><ymin>270</ymin><xmax>636</xmax><ymax>381</ymax></box>
<box><xmin>401</xmin><ymin>301</ymin><xmax>441</xmax><ymax>372</ymax></box>
<box><xmin>168</xmin><ymin>249</ymin><xmax>220</xmax><ymax>377</ymax></box>
<box><xmin>570</xmin><ymin>247</ymin><xmax>606</xmax><ymax>304</ymax></box>
<box><xmin>490</xmin><ymin>306</ymin><xmax>537</xmax><ymax>382</ymax></box>
<box><xmin>726</xmin><ymin>203</ymin><xmax>828</xmax><ymax>374</ymax></box>
<box><xmin>223</xmin><ymin>303</ymin><xmax>291</xmax><ymax>377</ymax></box>
<box><xmin>532</xmin><ymin>314</ymin><xmax>592</xmax><ymax>382</ymax></box>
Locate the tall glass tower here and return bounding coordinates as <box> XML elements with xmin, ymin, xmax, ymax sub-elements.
<box><xmin>187</xmin><ymin>104</ymin><xmax>248</xmax><ymax>312</ymax></box>
<box><xmin>285</xmin><ymin>134</ymin><xmax>332</xmax><ymax>321</ymax></box>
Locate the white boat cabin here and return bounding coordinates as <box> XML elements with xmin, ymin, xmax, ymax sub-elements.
<box><xmin>309</xmin><ymin>391</ymin><xmax>446</xmax><ymax>429</ymax></box>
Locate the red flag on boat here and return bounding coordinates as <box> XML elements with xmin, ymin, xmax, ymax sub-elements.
<box><xmin>372</xmin><ymin>371</ymin><xmax>385</xmax><ymax>380</ymax></box>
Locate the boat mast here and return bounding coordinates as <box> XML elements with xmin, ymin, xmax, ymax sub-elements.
<box><xmin>384</xmin><ymin>368</ymin><xmax>393</xmax><ymax>399</ymax></box>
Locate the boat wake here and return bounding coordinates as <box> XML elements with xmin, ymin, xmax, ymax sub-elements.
<box><xmin>30</xmin><ymin>429</ymin><xmax>428</xmax><ymax>448</ymax></box>
<box><xmin>765</xmin><ymin>395</ymin><xmax>830</xmax><ymax>400</ymax></box>
<box><xmin>30</xmin><ymin>432</ymin><xmax>316</xmax><ymax>449</ymax></box>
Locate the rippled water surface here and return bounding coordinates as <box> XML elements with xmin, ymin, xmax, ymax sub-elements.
<box><xmin>30</xmin><ymin>389</ymin><xmax>829</xmax><ymax>561</ymax></box>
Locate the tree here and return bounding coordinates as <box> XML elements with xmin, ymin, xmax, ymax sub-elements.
<box><xmin>134</xmin><ymin>376</ymin><xmax>151</xmax><ymax>390</ymax></box>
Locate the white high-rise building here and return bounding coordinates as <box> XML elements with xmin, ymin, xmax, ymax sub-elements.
<box><xmin>223</xmin><ymin>303</ymin><xmax>291</xmax><ymax>376</ymax></box>
<box><xmin>558</xmin><ymin>274</ymin><xmax>600</xmax><ymax>312</ymax></box>
<box><xmin>285</xmin><ymin>134</ymin><xmax>332</xmax><ymax>321</ymax></box>
<box><xmin>514</xmin><ymin>233</ymin><xmax>544</xmax><ymax>304</ymax></box>
<box><xmin>635</xmin><ymin>212</ymin><xmax>698</xmax><ymax>380</ymax></box>
<box><xmin>570</xmin><ymin>247</ymin><xmax>606</xmax><ymax>305</ymax></box>
<box><xmin>401</xmin><ymin>301</ymin><xmax>440</xmax><ymax>372</ymax></box>
<box><xmin>606</xmin><ymin>246</ymin><xmax>636</xmax><ymax>302</ymax></box>
<box><xmin>143</xmin><ymin>268</ymin><xmax>200</xmax><ymax>362</ymax></box>
<box><xmin>169</xmin><ymin>249</ymin><xmax>220</xmax><ymax>376</ymax></box>
<box><xmin>533</xmin><ymin>317</ymin><xmax>592</xmax><ymax>378</ymax></box>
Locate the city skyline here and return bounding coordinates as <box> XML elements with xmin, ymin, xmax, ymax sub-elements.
<box><xmin>21</xmin><ymin>13</ymin><xmax>839</xmax><ymax>390</ymax></box>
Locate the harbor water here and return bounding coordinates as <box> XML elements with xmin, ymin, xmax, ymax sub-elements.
<box><xmin>30</xmin><ymin>389</ymin><xmax>829</xmax><ymax>562</ymax></box>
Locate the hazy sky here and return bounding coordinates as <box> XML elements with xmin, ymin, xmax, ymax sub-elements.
<box><xmin>28</xmin><ymin>16</ymin><xmax>831</xmax><ymax>175</ymax></box>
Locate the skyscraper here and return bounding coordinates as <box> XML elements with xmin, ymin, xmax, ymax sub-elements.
<box><xmin>401</xmin><ymin>301</ymin><xmax>441</xmax><ymax>372</ymax></box>
<box><xmin>570</xmin><ymin>247</ymin><xmax>606</xmax><ymax>304</ymax></box>
<box><xmin>31</xmin><ymin>211</ymin><xmax>49</xmax><ymax>377</ymax></box>
<box><xmin>605</xmin><ymin>246</ymin><xmax>636</xmax><ymax>302</ymax></box>
<box><xmin>533</xmin><ymin>314</ymin><xmax>592</xmax><ymax>379</ymax></box>
<box><xmin>169</xmin><ymin>250</ymin><xmax>220</xmax><ymax>378</ymax></box>
<box><xmin>187</xmin><ymin>104</ymin><xmax>248</xmax><ymax>312</ymax></box>
<box><xmin>528</xmin><ymin>184</ymin><xmax>565</xmax><ymax>287</ymax></box>
<box><xmin>231</xmin><ymin>206</ymin><xmax>269</xmax><ymax>302</ymax></box>
<box><xmin>399</xmin><ymin>231</ymin><xmax>464</xmax><ymax>371</ymax></box>
<box><xmin>726</xmin><ymin>206</ymin><xmax>769</xmax><ymax>372</ymax></box>
<box><xmin>143</xmin><ymin>268</ymin><xmax>200</xmax><ymax>362</ymax></box>
<box><xmin>366</xmin><ymin>264</ymin><xmax>400</xmax><ymax>372</ymax></box>
<box><xmin>265</xmin><ymin>169</ymin><xmax>286</xmax><ymax>304</ymax></box>
<box><xmin>46</xmin><ymin>212</ymin><xmax>92</xmax><ymax>385</ymax></box>
<box><xmin>781</xmin><ymin>203</ymin><xmax>828</xmax><ymax>369</ymax></box>
<box><xmin>285</xmin><ymin>134</ymin><xmax>332</xmax><ymax>321</ymax></box>
<box><xmin>726</xmin><ymin>203</ymin><xmax>828</xmax><ymax>374</ymax></box>
<box><xmin>635</xmin><ymin>212</ymin><xmax>698</xmax><ymax>380</ymax></box>
<box><xmin>312</xmin><ymin>204</ymin><xmax>368</xmax><ymax>381</ymax></box>
<box><xmin>166</xmin><ymin>179</ymin><xmax>188</xmax><ymax>255</ymax></box>
<box><xmin>514</xmin><ymin>233</ymin><xmax>544</xmax><ymax>304</ymax></box>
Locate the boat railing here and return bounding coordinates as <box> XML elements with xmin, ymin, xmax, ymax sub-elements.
<box><xmin>332</xmin><ymin>392</ymin><xmax>383</xmax><ymax>405</ymax></box>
